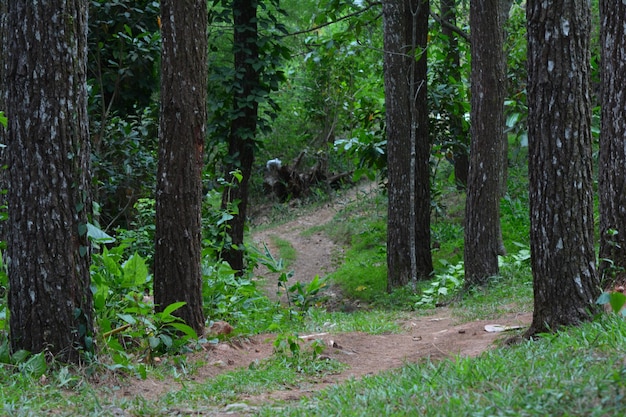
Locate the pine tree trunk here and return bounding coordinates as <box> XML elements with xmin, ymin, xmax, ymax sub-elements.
<box><xmin>3</xmin><ymin>0</ymin><xmax>93</xmax><ymax>362</ymax></box>
<box><xmin>384</xmin><ymin>0</ymin><xmax>433</xmax><ymax>291</ymax></box>
<box><xmin>154</xmin><ymin>0</ymin><xmax>207</xmax><ymax>334</ymax></box>
<box><xmin>525</xmin><ymin>0</ymin><xmax>599</xmax><ymax>335</ymax></box>
<box><xmin>598</xmin><ymin>0</ymin><xmax>626</xmax><ymax>289</ymax></box>
<box><xmin>464</xmin><ymin>0</ymin><xmax>506</xmax><ymax>286</ymax></box>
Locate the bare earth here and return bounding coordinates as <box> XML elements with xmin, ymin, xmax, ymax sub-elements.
<box><xmin>114</xmin><ymin>184</ymin><xmax>532</xmax><ymax>415</ymax></box>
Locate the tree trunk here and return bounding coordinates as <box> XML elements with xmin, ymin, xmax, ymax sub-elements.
<box><xmin>384</xmin><ymin>0</ymin><xmax>433</xmax><ymax>291</ymax></box>
<box><xmin>154</xmin><ymin>0</ymin><xmax>207</xmax><ymax>335</ymax></box>
<box><xmin>440</xmin><ymin>0</ymin><xmax>469</xmax><ymax>189</ymax></box>
<box><xmin>525</xmin><ymin>0</ymin><xmax>599</xmax><ymax>336</ymax></box>
<box><xmin>3</xmin><ymin>0</ymin><xmax>93</xmax><ymax>362</ymax></box>
<box><xmin>464</xmin><ymin>0</ymin><xmax>506</xmax><ymax>286</ymax></box>
<box><xmin>220</xmin><ymin>0</ymin><xmax>259</xmax><ymax>273</ymax></box>
<box><xmin>598</xmin><ymin>0</ymin><xmax>626</xmax><ymax>289</ymax></box>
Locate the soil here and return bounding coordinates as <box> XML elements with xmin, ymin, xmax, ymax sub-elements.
<box><xmin>111</xmin><ymin>183</ymin><xmax>532</xmax><ymax>415</ymax></box>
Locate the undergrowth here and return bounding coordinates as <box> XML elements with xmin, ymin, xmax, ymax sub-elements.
<box><xmin>1</xmin><ymin>157</ymin><xmax>619</xmax><ymax>417</ymax></box>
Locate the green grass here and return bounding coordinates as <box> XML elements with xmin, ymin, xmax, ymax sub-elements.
<box><xmin>302</xmin><ymin>308</ymin><xmax>404</xmax><ymax>334</ymax></box>
<box><xmin>268</xmin><ymin>235</ymin><xmax>297</xmax><ymax>267</ymax></box>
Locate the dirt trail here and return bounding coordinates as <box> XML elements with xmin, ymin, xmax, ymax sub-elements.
<box><xmin>250</xmin><ymin>181</ymin><xmax>380</xmax><ymax>303</ymax></box>
<box><xmin>116</xmin><ymin>183</ymin><xmax>532</xmax><ymax>415</ymax></box>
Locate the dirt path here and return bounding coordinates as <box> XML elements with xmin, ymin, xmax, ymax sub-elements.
<box><xmin>121</xmin><ymin>309</ymin><xmax>530</xmax><ymax>416</ymax></box>
<box><xmin>250</xmin><ymin>181</ymin><xmax>379</xmax><ymax>302</ymax></box>
<box><xmin>116</xmin><ymin>184</ymin><xmax>532</xmax><ymax>415</ymax></box>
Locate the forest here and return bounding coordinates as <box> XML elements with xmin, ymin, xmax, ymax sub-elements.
<box><xmin>1</xmin><ymin>0</ymin><xmax>626</xmax><ymax>415</ymax></box>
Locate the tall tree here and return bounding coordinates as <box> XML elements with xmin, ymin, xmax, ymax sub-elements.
<box><xmin>384</xmin><ymin>0</ymin><xmax>433</xmax><ymax>291</ymax></box>
<box><xmin>598</xmin><ymin>0</ymin><xmax>626</xmax><ymax>288</ymax></box>
<box><xmin>154</xmin><ymin>0</ymin><xmax>207</xmax><ymax>334</ymax></box>
<box><xmin>464</xmin><ymin>0</ymin><xmax>507</xmax><ymax>286</ymax></box>
<box><xmin>2</xmin><ymin>0</ymin><xmax>93</xmax><ymax>362</ymax></box>
<box><xmin>220</xmin><ymin>0</ymin><xmax>260</xmax><ymax>272</ymax></box>
<box><xmin>525</xmin><ymin>0</ymin><xmax>599</xmax><ymax>335</ymax></box>
<box><xmin>440</xmin><ymin>0</ymin><xmax>469</xmax><ymax>189</ymax></box>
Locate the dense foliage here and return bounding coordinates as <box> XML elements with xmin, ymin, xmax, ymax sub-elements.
<box><xmin>0</xmin><ymin>0</ymin><xmax>533</xmax><ymax>361</ymax></box>
<box><xmin>0</xmin><ymin>0</ymin><xmax>617</xmax><ymax>402</ymax></box>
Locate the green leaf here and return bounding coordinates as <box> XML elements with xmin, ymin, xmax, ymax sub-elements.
<box><xmin>217</xmin><ymin>212</ymin><xmax>234</xmax><ymax>226</ymax></box>
<box><xmin>609</xmin><ymin>292</ymin><xmax>626</xmax><ymax>314</ymax></box>
<box><xmin>20</xmin><ymin>352</ymin><xmax>47</xmax><ymax>378</ymax></box>
<box><xmin>159</xmin><ymin>333</ymin><xmax>173</xmax><ymax>348</ymax></box>
<box><xmin>0</xmin><ymin>340</ymin><xmax>10</xmax><ymax>363</ymax></box>
<box><xmin>117</xmin><ymin>314</ymin><xmax>136</xmax><ymax>325</ymax></box>
<box><xmin>11</xmin><ymin>349</ymin><xmax>30</xmax><ymax>364</ymax></box>
<box><xmin>168</xmin><ymin>322</ymin><xmax>198</xmax><ymax>340</ymax></box>
<box><xmin>122</xmin><ymin>253</ymin><xmax>149</xmax><ymax>287</ymax></box>
<box><xmin>596</xmin><ymin>292</ymin><xmax>611</xmax><ymax>305</ymax></box>
<box><xmin>0</xmin><ymin>111</ymin><xmax>7</xmax><ymax>128</ymax></box>
<box><xmin>87</xmin><ymin>223</ymin><xmax>116</xmax><ymax>244</ymax></box>
<box><xmin>231</xmin><ymin>170</ymin><xmax>243</xmax><ymax>182</ymax></box>
<box><xmin>162</xmin><ymin>301</ymin><xmax>186</xmax><ymax>317</ymax></box>
<box><xmin>137</xmin><ymin>364</ymin><xmax>147</xmax><ymax>380</ymax></box>
<box><xmin>148</xmin><ymin>336</ymin><xmax>161</xmax><ymax>349</ymax></box>
<box><xmin>101</xmin><ymin>248</ymin><xmax>122</xmax><ymax>277</ymax></box>
<box><xmin>94</xmin><ymin>291</ymin><xmax>107</xmax><ymax>310</ymax></box>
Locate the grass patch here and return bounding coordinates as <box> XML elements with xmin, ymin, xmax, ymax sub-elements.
<box><xmin>319</xmin><ymin>189</ymin><xmax>388</xmax><ymax>303</ymax></box>
<box><xmin>303</xmin><ymin>309</ymin><xmax>404</xmax><ymax>334</ymax></box>
<box><xmin>451</xmin><ymin>260</ymin><xmax>533</xmax><ymax>322</ymax></box>
<box><xmin>268</xmin><ymin>235</ymin><xmax>297</xmax><ymax>267</ymax></box>
<box><xmin>328</xmin><ymin>247</ymin><xmax>387</xmax><ymax>303</ymax></box>
<box><xmin>163</xmin><ymin>353</ymin><xmax>346</xmax><ymax>406</ymax></box>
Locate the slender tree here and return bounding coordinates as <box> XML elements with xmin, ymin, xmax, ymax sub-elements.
<box><xmin>154</xmin><ymin>0</ymin><xmax>207</xmax><ymax>334</ymax></box>
<box><xmin>598</xmin><ymin>0</ymin><xmax>626</xmax><ymax>288</ymax></box>
<box><xmin>2</xmin><ymin>0</ymin><xmax>93</xmax><ymax>362</ymax></box>
<box><xmin>384</xmin><ymin>0</ymin><xmax>433</xmax><ymax>291</ymax></box>
<box><xmin>220</xmin><ymin>0</ymin><xmax>260</xmax><ymax>272</ymax></box>
<box><xmin>464</xmin><ymin>0</ymin><xmax>507</xmax><ymax>286</ymax></box>
<box><xmin>525</xmin><ymin>0</ymin><xmax>599</xmax><ymax>335</ymax></box>
<box><xmin>440</xmin><ymin>0</ymin><xmax>469</xmax><ymax>189</ymax></box>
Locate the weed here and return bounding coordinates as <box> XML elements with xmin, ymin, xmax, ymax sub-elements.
<box><xmin>202</xmin><ymin>259</ymin><xmax>284</xmax><ymax>334</ymax></box>
<box><xmin>281</xmin><ymin>275</ymin><xmax>328</xmax><ymax>316</ymax></box>
<box><xmin>90</xmin><ymin>245</ymin><xmax>198</xmax><ymax>375</ymax></box>
<box><xmin>114</xmin><ymin>197</ymin><xmax>157</xmax><ymax>265</ymax></box>
<box><xmin>272</xmin><ymin>332</ymin><xmax>343</xmax><ymax>375</ymax></box>
<box><xmin>415</xmin><ymin>260</ymin><xmax>464</xmax><ymax>308</ymax></box>
<box><xmin>0</xmin><ymin>335</ymin><xmax>47</xmax><ymax>379</ymax></box>
<box><xmin>253</xmin><ymin>243</ymin><xmax>328</xmax><ymax>320</ymax></box>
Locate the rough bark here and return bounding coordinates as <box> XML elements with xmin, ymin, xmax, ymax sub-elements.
<box><xmin>598</xmin><ymin>0</ymin><xmax>626</xmax><ymax>288</ymax></box>
<box><xmin>154</xmin><ymin>0</ymin><xmax>207</xmax><ymax>334</ymax></box>
<box><xmin>464</xmin><ymin>0</ymin><xmax>506</xmax><ymax>286</ymax></box>
<box><xmin>384</xmin><ymin>0</ymin><xmax>433</xmax><ymax>291</ymax></box>
<box><xmin>220</xmin><ymin>0</ymin><xmax>259</xmax><ymax>272</ymax></box>
<box><xmin>3</xmin><ymin>0</ymin><xmax>93</xmax><ymax>362</ymax></box>
<box><xmin>525</xmin><ymin>0</ymin><xmax>599</xmax><ymax>336</ymax></box>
